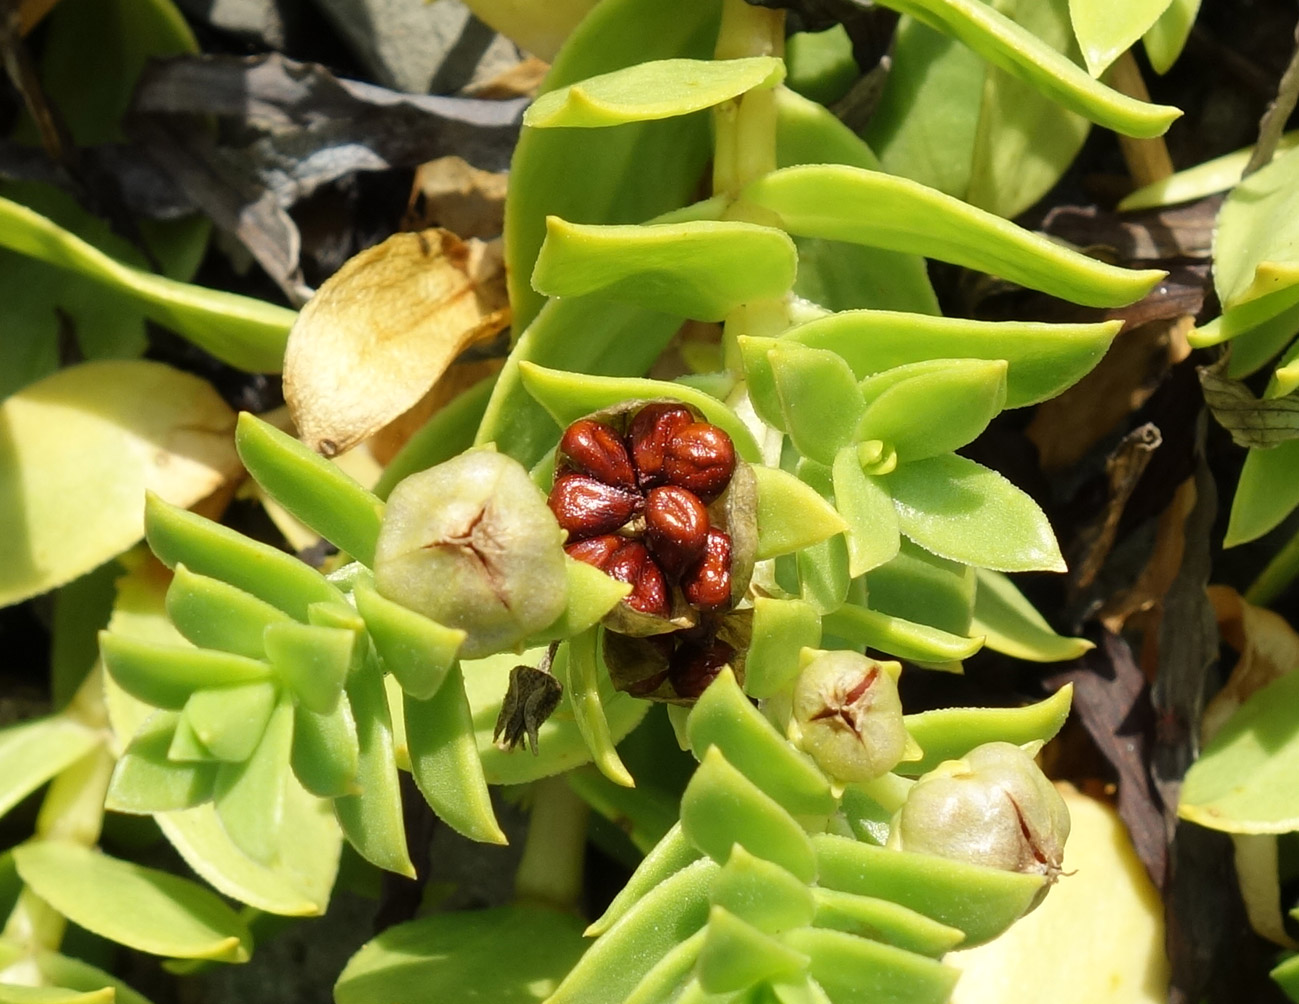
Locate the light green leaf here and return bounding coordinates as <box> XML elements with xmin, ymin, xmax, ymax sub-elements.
<box><xmin>1142</xmin><ymin>0</ymin><xmax>1200</xmax><ymax>73</ymax></box>
<box><xmin>0</xmin><ymin>717</ymin><xmax>101</xmax><ymax>821</ymax></box>
<box><xmin>101</xmin><ymin>634</ymin><xmax>272</xmax><ymax>710</ymax></box>
<box><xmin>157</xmin><ymin>773</ymin><xmax>341</xmax><ymax>915</ymax></box>
<box><xmin>785</xmin><ymin>25</ymin><xmax>858</xmax><ymax>105</ymax></box>
<box><xmin>106</xmin><ymin>712</ymin><xmax>217</xmax><ymax>813</ymax></box>
<box><xmin>1224</xmin><ymin>439</ymin><xmax>1299</xmax><ymax>547</ymax></box>
<box><xmin>0</xmin><ymin>197</ymin><xmax>291</xmax><ymax>373</ymax></box>
<box><xmin>0</xmin><ymin>985</ymin><xmax>111</xmax><ymax>1004</ymax></box>
<box><xmin>0</xmin><ymin>361</ymin><xmax>236</xmax><ymax>608</ymax></box>
<box><xmin>405</xmin><ymin>663</ymin><xmax>507</xmax><ymax>844</ymax></box>
<box><xmin>1069</xmin><ymin>0</ymin><xmax>1173</xmax><ymax>76</ymax></box>
<box><xmin>745</xmin><ymin>597</ymin><xmax>823</xmax><ymax>699</ymax></box>
<box><xmin>697</xmin><ymin>906</ymin><xmax>809</xmax><ymax>993</ymax></box>
<box><xmin>878</xmin><ymin>0</ymin><xmax>1181</xmax><ymax>136</ymax></box>
<box><xmin>291</xmin><ymin>699</ymin><xmax>360</xmax><ymax>799</ymax></box>
<box><xmin>769</xmin><ymin>344</ymin><xmax>866</xmax><ymax>463</ymax></box>
<box><xmin>811</xmin><ymin>888</ymin><xmax>965</xmax><ymax>958</ymax></box>
<box><xmin>821</xmin><ymin>603</ymin><xmax>983</xmax><ymax>665</ymax></box>
<box><xmin>741</xmin><ymin>165</ymin><xmax>1164</xmax><ymax>308</ymax></box>
<box><xmin>212</xmin><ymin>697</ymin><xmax>295</xmax><ymax>863</ymax></box>
<box><xmin>12</xmin><ymin>841</ymin><xmax>251</xmax><ymax>961</ymax></box>
<box><xmin>586</xmin><ymin>822</ymin><xmax>701</xmax><ymax>937</ymax></box>
<box><xmin>864</xmin><ymin>541</ymin><xmax>976</xmax><ymax>638</ymax></box>
<box><xmin>336</xmin><ymin>905</ymin><xmax>589</xmax><ymax>1004</ymax></box>
<box><xmin>524</xmin><ymin>556</ymin><xmax>631</xmax><ymax>645</ymax></box>
<box><xmin>1214</xmin><ymin>144</ymin><xmax>1299</xmax><ymax>310</ymax></box>
<box><xmin>832</xmin><ymin>450</ymin><xmax>901</xmax><ymax>578</ymax></box>
<box><xmin>887</xmin><ymin>453</ymin><xmax>1066</xmax><ymax>572</ymax></box>
<box><xmin>526</xmin><ymin>56</ymin><xmax>783</xmax><ymax>128</ymax></box>
<box><xmin>184</xmin><ymin>681</ymin><xmax>278</xmax><ymax>762</ymax></box>
<box><xmin>166</xmin><ymin>565</ymin><xmax>290</xmax><ymax>660</ymax></box>
<box><xmin>783</xmin><ymin>926</ymin><xmax>958</xmax><ymax>1004</ymax></box>
<box><xmin>235</xmin><ymin>414</ymin><xmax>383</xmax><ymax>565</ymax></box>
<box><xmin>752</xmin><ymin>465</ymin><xmax>850</xmax><ymax>561</ymax></box>
<box><xmin>355</xmin><ymin>582</ymin><xmax>464</xmax><ymax>701</ymax></box>
<box><xmin>972</xmin><ymin>568</ymin><xmax>1093</xmax><ymax>661</ymax></box>
<box><xmin>263</xmin><ymin>621</ymin><xmax>354</xmax><ymax>714</ymax></box>
<box><xmin>1180</xmin><ymin>671</ymin><xmax>1299</xmax><ymax>833</ymax></box>
<box><xmin>556</xmin><ymin>630</ymin><xmax>633</xmax><ymax>788</ymax></box>
<box><xmin>504</xmin><ymin>0</ymin><xmax>721</xmax><ymax>329</ymax></box>
<box><xmin>532</xmin><ymin>218</ymin><xmax>796</xmax><ymax>321</ymax></box>
<box><xmin>1120</xmin><ymin>132</ymin><xmax>1299</xmax><ymax>211</ymax></box>
<box><xmin>34</xmin><ymin>951</ymin><xmax>158</xmax><ymax>1004</ymax></box>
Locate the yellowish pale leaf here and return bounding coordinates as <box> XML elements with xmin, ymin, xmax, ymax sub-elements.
<box><xmin>1201</xmin><ymin>584</ymin><xmax>1299</xmax><ymax>742</ymax></box>
<box><xmin>284</xmin><ymin>229</ymin><xmax>509</xmax><ymax>458</ymax></box>
<box><xmin>948</xmin><ymin>784</ymin><xmax>1168</xmax><ymax>1004</ymax></box>
<box><xmin>0</xmin><ymin>361</ymin><xmax>236</xmax><ymax>608</ymax></box>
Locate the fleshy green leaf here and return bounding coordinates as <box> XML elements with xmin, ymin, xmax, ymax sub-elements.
<box><xmin>752</xmin><ymin>465</ymin><xmax>850</xmax><ymax>561</ymax></box>
<box><xmin>972</xmin><ymin>569</ymin><xmax>1093</xmax><ymax>661</ymax></box>
<box><xmin>697</xmin><ymin>906</ymin><xmax>810</xmax><ymax>993</ymax></box>
<box><xmin>183</xmin><ymin>682</ymin><xmax>278</xmax><ymax>762</ymax></box>
<box><xmin>1180</xmin><ymin>671</ymin><xmax>1299</xmax><ymax>833</ymax></box>
<box><xmin>0</xmin><ymin>361</ymin><xmax>236</xmax><ymax>607</ymax></box>
<box><xmin>769</xmin><ymin>344</ymin><xmax>866</xmax><ymax>463</ymax></box>
<box><xmin>832</xmin><ymin>450</ymin><xmax>902</xmax><ymax>578</ymax></box>
<box><xmin>586</xmin><ymin>821</ymin><xmax>701</xmax><ymax>937</ymax></box>
<box><xmin>782</xmin><ymin>926</ymin><xmax>959</xmax><ymax>1004</ymax></box>
<box><xmin>263</xmin><ymin>621</ymin><xmax>354</xmax><ymax>714</ymax></box>
<box><xmin>33</xmin><ymin>950</ymin><xmax>158</xmax><ymax>1004</ymax></box>
<box><xmin>525</xmin><ymin>56</ymin><xmax>783</xmax><ymax>128</ymax></box>
<box><xmin>291</xmin><ymin>699</ymin><xmax>360</xmax><ymax>799</ymax></box>
<box><xmin>212</xmin><ymin>697</ymin><xmax>294</xmax><ymax>863</ymax></box>
<box><xmin>336</xmin><ymin>905</ymin><xmax>588</xmax><ymax>1004</ymax></box>
<box><xmin>405</xmin><ymin>664</ymin><xmax>506</xmax><ymax>844</ymax></box>
<box><xmin>166</xmin><ymin>565</ymin><xmax>290</xmax><ymax>660</ymax></box>
<box><xmin>524</xmin><ymin>557</ymin><xmax>631</xmax><ymax>645</ymax></box>
<box><xmin>878</xmin><ymin>0</ymin><xmax>1181</xmax><ymax>136</ymax></box>
<box><xmin>532</xmin><ymin>218</ymin><xmax>796</xmax><ymax>321</ymax></box>
<box><xmin>864</xmin><ymin>541</ymin><xmax>975</xmax><ymax>639</ymax></box>
<box><xmin>0</xmin><ymin>196</ymin><xmax>291</xmax><ymax>372</ymax></box>
<box><xmin>557</xmin><ymin>630</ymin><xmax>633</xmax><ymax>787</ymax></box>
<box><xmin>235</xmin><ymin>413</ymin><xmax>383</xmax><ymax>565</ymax></box>
<box><xmin>1143</xmin><ymin>0</ymin><xmax>1200</xmax><ymax>73</ymax></box>
<box><xmin>711</xmin><ymin>845</ymin><xmax>816</xmax><ymax>934</ymax></box>
<box><xmin>1224</xmin><ymin>440</ymin><xmax>1299</xmax><ymax>547</ymax></box>
<box><xmin>741</xmin><ymin>165</ymin><xmax>1165</xmax><ymax>308</ymax></box>
<box><xmin>101</xmin><ymin>634</ymin><xmax>272</xmax><ymax>709</ymax></box>
<box><xmin>0</xmin><ymin>985</ymin><xmax>111</xmax><ymax>1003</ymax></box>
<box><xmin>354</xmin><ymin>582</ymin><xmax>464</xmax><ymax>701</ymax></box>
<box><xmin>886</xmin><ymin>453</ymin><xmax>1066</xmax><ymax>572</ymax></box>
<box><xmin>1120</xmin><ymin>132</ymin><xmax>1299</xmax><ymax>212</ymax></box>
<box><xmin>821</xmin><ymin>603</ymin><xmax>983</xmax><ymax>664</ymax></box>
<box><xmin>12</xmin><ymin>842</ymin><xmax>251</xmax><ymax>961</ymax></box>
<box><xmin>0</xmin><ymin>717</ymin><xmax>101</xmax><ymax>821</ymax></box>
<box><xmin>745</xmin><ymin>597</ymin><xmax>822</xmax><ymax>699</ymax></box>
<box><xmin>1213</xmin><ymin>144</ymin><xmax>1299</xmax><ymax>312</ymax></box>
<box><xmin>901</xmin><ymin>685</ymin><xmax>1074</xmax><ymax>776</ymax></box>
<box><xmin>1069</xmin><ymin>0</ymin><xmax>1174</xmax><ymax>76</ymax></box>
<box><xmin>107</xmin><ymin>712</ymin><xmax>217</xmax><ymax>813</ymax></box>
<box><xmin>811</xmin><ymin>889</ymin><xmax>965</xmax><ymax>957</ymax></box>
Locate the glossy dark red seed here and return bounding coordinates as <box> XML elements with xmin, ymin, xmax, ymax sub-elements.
<box><xmin>669</xmin><ymin>639</ymin><xmax>735</xmax><ymax>699</ymax></box>
<box><xmin>603</xmin><ymin>540</ymin><xmax>671</xmax><ymax>618</ymax></box>
<box><xmin>564</xmin><ymin>533</ymin><xmax>624</xmax><ymax>570</ymax></box>
<box><xmin>663</xmin><ymin>422</ymin><xmax>736</xmax><ymax>502</ymax></box>
<box><xmin>643</xmin><ymin>485</ymin><xmax>709</xmax><ymax>579</ymax></box>
<box><xmin>548</xmin><ymin>473</ymin><xmax>638</xmax><ymax>542</ymax></box>
<box><xmin>559</xmin><ymin>418</ymin><xmax>636</xmax><ymax>491</ymax></box>
<box><xmin>628</xmin><ymin>404</ymin><xmax>694</xmax><ymax>489</ymax></box>
<box><xmin>681</xmin><ymin>528</ymin><xmax>731</xmax><ymax>612</ymax></box>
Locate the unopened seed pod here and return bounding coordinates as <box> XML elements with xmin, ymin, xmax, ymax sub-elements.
<box><xmin>373</xmin><ymin>450</ymin><xmax>567</xmax><ymax>659</ymax></box>
<box><xmin>790</xmin><ymin>651</ymin><xmax>909</xmax><ymax>783</ymax></box>
<box><xmin>888</xmin><ymin>741</ymin><xmax>1070</xmax><ymax>891</ymax></box>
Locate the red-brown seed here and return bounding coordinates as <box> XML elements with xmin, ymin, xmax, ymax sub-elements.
<box><xmin>604</xmin><ymin>541</ymin><xmax>671</xmax><ymax>618</ymax></box>
<box><xmin>628</xmin><ymin>403</ymin><xmax>694</xmax><ymax>488</ymax></box>
<box><xmin>663</xmin><ymin>422</ymin><xmax>736</xmax><ymax>502</ymax></box>
<box><xmin>681</xmin><ymin>529</ymin><xmax>731</xmax><ymax>612</ymax></box>
<box><xmin>548</xmin><ymin>473</ymin><xmax>638</xmax><ymax>542</ymax></box>
<box><xmin>564</xmin><ymin>533</ymin><xmax>624</xmax><ymax>570</ymax></box>
<box><xmin>643</xmin><ymin>485</ymin><xmax>709</xmax><ymax>579</ymax></box>
<box><xmin>559</xmin><ymin>418</ymin><xmax>637</xmax><ymax>491</ymax></box>
<box><xmin>669</xmin><ymin>639</ymin><xmax>735</xmax><ymax>699</ymax></box>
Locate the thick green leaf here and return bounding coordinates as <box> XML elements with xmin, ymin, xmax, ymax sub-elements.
<box><xmin>877</xmin><ymin>0</ymin><xmax>1180</xmax><ymax>136</ymax></box>
<box><xmin>741</xmin><ymin>165</ymin><xmax>1164</xmax><ymax>308</ymax></box>
<box><xmin>864</xmin><ymin>541</ymin><xmax>975</xmax><ymax>638</ymax></box>
<box><xmin>526</xmin><ymin>57</ymin><xmax>783</xmax><ymax>127</ymax></box>
<box><xmin>711</xmin><ymin>845</ymin><xmax>815</xmax><ymax>934</ymax></box>
<box><xmin>33</xmin><ymin>951</ymin><xmax>157</xmax><ymax>1004</ymax></box>
<box><xmin>184</xmin><ymin>681</ymin><xmax>278</xmax><ymax>762</ymax></box>
<box><xmin>0</xmin><ymin>197</ymin><xmax>290</xmax><ymax>372</ymax></box>
<box><xmin>886</xmin><ymin>453</ymin><xmax>1065</xmax><ymax>572</ymax></box>
<box><xmin>291</xmin><ymin>699</ymin><xmax>360</xmax><ymax>799</ymax></box>
<box><xmin>812</xmin><ymin>833</ymin><xmax>1045</xmax><ymax>946</ymax></box>
<box><xmin>857</xmin><ymin>359</ymin><xmax>1008</xmax><ymax>463</ymax></box>
<box><xmin>355</xmin><ymin>582</ymin><xmax>464</xmax><ymax>700</ymax></box>
<box><xmin>107</xmin><ymin>712</ymin><xmax>217</xmax><ymax>813</ymax></box>
<box><xmin>235</xmin><ymin>413</ymin><xmax>383</xmax><ymax>565</ymax></box>
<box><xmin>745</xmin><ymin>597</ymin><xmax>822</xmax><ymax>699</ymax></box>
<box><xmin>1143</xmin><ymin>0</ymin><xmax>1200</xmax><ymax>73</ymax></box>
<box><xmin>336</xmin><ymin>906</ymin><xmax>588</xmax><ymax>1004</ymax></box>
<box><xmin>622</xmin><ymin>931</ymin><xmax>705</xmax><ymax>1004</ymax></box>
<box><xmin>681</xmin><ymin>747</ymin><xmax>817</xmax><ymax>882</ymax></box>
<box><xmin>166</xmin><ymin>565</ymin><xmax>289</xmax><ymax>660</ymax></box>
<box><xmin>1180</xmin><ymin>671</ymin><xmax>1299</xmax><ymax>833</ymax></box>
<box><xmin>971</xmin><ymin>568</ymin><xmax>1092</xmax><ymax>661</ymax></box>
<box><xmin>504</xmin><ymin>0</ymin><xmax>721</xmax><ymax>329</ymax></box>
<box><xmin>783</xmin><ymin>926</ymin><xmax>958</xmax><ymax>1004</ymax></box>
<box><xmin>557</xmin><ymin>630</ymin><xmax>633</xmax><ymax>787</ymax></box>
<box><xmin>821</xmin><ymin>603</ymin><xmax>983</xmax><ymax>664</ymax></box>
<box><xmin>1224</xmin><ymin>440</ymin><xmax>1299</xmax><ymax>547</ymax></box>
<box><xmin>1069</xmin><ymin>0</ymin><xmax>1173</xmax><ymax>76</ymax></box>
<box><xmin>752</xmin><ymin>465</ymin><xmax>850</xmax><ymax>561</ymax></box>
<box><xmin>212</xmin><ymin>697</ymin><xmax>294</xmax><ymax>863</ymax></box>
<box><xmin>586</xmin><ymin>822</ymin><xmax>700</xmax><ymax>936</ymax></box>
<box><xmin>12</xmin><ymin>841</ymin><xmax>251</xmax><ymax>961</ymax></box>
<box><xmin>405</xmin><ymin>664</ymin><xmax>506</xmax><ymax>844</ymax></box>
<box><xmin>0</xmin><ymin>985</ymin><xmax>110</xmax><ymax>1004</ymax></box>
<box><xmin>263</xmin><ymin>621</ymin><xmax>354</xmax><ymax>714</ymax></box>
<box><xmin>158</xmin><ymin>773</ymin><xmax>341</xmax><ymax>915</ymax></box>
<box><xmin>770</xmin><ymin>344</ymin><xmax>866</xmax><ymax>464</ymax></box>
<box><xmin>785</xmin><ymin>25</ymin><xmax>857</xmax><ymax>105</ymax></box>
<box><xmin>145</xmin><ymin>495</ymin><xmax>344</xmax><ymax>620</ymax></box>
<box><xmin>798</xmin><ymin>533</ymin><xmax>852</xmax><ymax>616</ymax></box>
<box><xmin>810</xmin><ymin>889</ymin><xmax>965</xmax><ymax>958</ymax></box>
<box><xmin>1213</xmin><ymin>144</ymin><xmax>1299</xmax><ymax>311</ymax></box>
<box><xmin>524</xmin><ymin>556</ymin><xmax>631</xmax><ymax>645</ymax></box>
<box><xmin>101</xmin><ymin>634</ymin><xmax>271</xmax><ymax>709</ymax></box>
<box><xmin>901</xmin><ymin>685</ymin><xmax>1073</xmax><ymax>776</ymax></box>
<box><xmin>1120</xmin><ymin>132</ymin><xmax>1299</xmax><ymax>211</ymax></box>
<box><xmin>0</xmin><ymin>717</ymin><xmax>101</xmax><ymax>821</ymax></box>
<box><xmin>0</xmin><ymin>361</ymin><xmax>235</xmax><ymax>607</ymax></box>
<box><xmin>832</xmin><ymin>450</ymin><xmax>902</xmax><ymax>578</ymax></box>
<box><xmin>532</xmin><ymin>218</ymin><xmax>796</xmax><ymax>321</ymax></box>
<box><xmin>697</xmin><ymin>906</ymin><xmax>810</xmax><ymax>993</ymax></box>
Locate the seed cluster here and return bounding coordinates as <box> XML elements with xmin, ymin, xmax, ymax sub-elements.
<box><xmin>547</xmin><ymin>405</ymin><xmax>740</xmax><ymax>699</ymax></box>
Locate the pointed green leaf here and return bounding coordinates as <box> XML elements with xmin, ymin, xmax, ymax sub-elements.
<box><xmin>145</xmin><ymin>494</ymin><xmax>344</xmax><ymax>619</ymax></box>
<box><xmin>711</xmin><ymin>845</ymin><xmax>816</xmax><ymax>934</ymax></box>
<box><xmin>1214</xmin><ymin>144</ymin><xmax>1299</xmax><ymax>311</ymax></box>
<box><xmin>0</xmin><ymin>984</ymin><xmax>111</xmax><ymax>1003</ymax></box>
<box><xmin>1143</xmin><ymin>0</ymin><xmax>1199</xmax><ymax>72</ymax></box>
<box><xmin>0</xmin><ymin>196</ymin><xmax>291</xmax><ymax>372</ymax></box>
<box><xmin>235</xmin><ymin>413</ymin><xmax>383</xmax><ymax>565</ymax></box>
<box><xmin>13</xmin><ymin>841</ymin><xmax>251</xmax><ymax>961</ymax></box>
<box><xmin>623</xmin><ymin>930</ymin><xmax>706</xmax><ymax>1004</ymax></box>
<box><xmin>263</xmin><ymin>621</ymin><xmax>355</xmax><ymax>714</ymax></box>
<box><xmin>33</xmin><ymin>950</ymin><xmax>157</xmax><ymax>1004</ymax></box>
<box><xmin>168</xmin><ymin>713</ymin><xmax>212</xmax><ymax>762</ymax></box>
<box><xmin>698</xmin><ymin>906</ymin><xmax>810</xmax><ymax>993</ymax></box>
<box><xmin>821</xmin><ymin>603</ymin><xmax>983</xmax><ymax>664</ymax></box>
<box><xmin>858</xmin><ymin>359</ymin><xmax>1007</xmax><ymax>462</ymax></box>
<box><xmin>526</xmin><ymin>56</ymin><xmax>784</xmax><ymax>128</ymax></box>
<box><xmin>0</xmin><ymin>717</ymin><xmax>101</xmax><ymax>821</ymax></box>
<box><xmin>166</xmin><ymin>565</ymin><xmax>290</xmax><ymax>659</ymax></box>
<box><xmin>405</xmin><ymin>663</ymin><xmax>506</xmax><ymax>844</ymax></box>
<box><xmin>887</xmin><ymin>453</ymin><xmax>1065</xmax><ymax>572</ymax></box>
<box><xmin>1225</xmin><ymin>440</ymin><xmax>1299</xmax><ymax>547</ymax></box>
<box><xmin>879</xmin><ymin>0</ymin><xmax>1180</xmax><ymax>135</ymax></box>
<box><xmin>355</xmin><ymin>582</ymin><xmax>464</xmax><ymax>701</ymax></box>
<box><xmin>101</xmin><ymin>633</ymin><xmax>272</xmax><ymax>709</ymax></box>
<box><xmin>783</xmin><ymin>926</ymin><xmax>958</xmax><ymax>1004</ymax></box>
<box><xmin>106</xmin><ymin>712</ymin><xmax>216</xmax><ymax>813</ymax></box>
<box><xmin>587</xmin><ymin>821</ymin><xmax>701</xmax><ymax>937</ymax></box>
<box><xmin>832</xmin><ymin>447</ymin><xmax>901</xmax><ymax>578</ymax></box>
<box><xmin>212</xmin><ymin>697</ymin><xmax>294</xmax><ymax>864</ymax></box>
<box><xmin>745</xmin><ymin>598</ymin><xmax>823</xmax><ymax>699</ymax></box>
<box><xmin>901</xmin><ymin>685</ymin><xmax>1073</xmax><ymax>776</ymax></box>
<box><xmin>681</xmin><ymin>747</ymin><xmax>817</xmax><ymax>882</ymax></box>
<box><xmin>184</xmin><ymin>681</ymin><xmax>279</xmax><ymax>763</ymax></box>
<box><xmin>524</xmin><ymin>556</ymin><xmax>632</xmax><ymax>645</ymax></box>
<box><xmin>1070</xmin><ymin>0</ymin><xmax>1174</xmax><ymax>76</ymax></box>
<box><xmin>811</xmin><ymin>888</ymin><xmax>965</xmax><ymax>957</ymax></box>
<box><xmin>770</xmin><ymin>344</ymin><xmax>866</xmax><ymax>464</ymax></box>
<box><xmin>752</xmin><ymin>465</ymin><xmax>849</xmax><ymax>561</ymax></box>
<box><xmin>291</xmin><ymin>698</ymin><xmax>360</xmax><ymax>799</ymax></box>
<box><xmin>741</xmin><ymin>165</ymin><xmax>1165</xmax><ymax>308</ymax></box>
<box><xmin>972</xmin><ymin>569</ymin><xmax>1093</xmax><ymax>661</ymax></box>
<box><xmin>864</xmin><ymin>541</ymin><xmax>975</xmax><ymax>638</ymax></box>
<box><xmin>557</xmin><ymin>630</ymin><xmax>633</xmax><ymax>788</ymax></box>
<box><xmin>532</xmin><ymin>217</ymin><xmax>796</xmax><ymax>321</ymax></box>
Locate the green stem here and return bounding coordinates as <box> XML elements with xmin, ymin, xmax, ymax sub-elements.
<box><xmin>514</xmin><ymin>775</ymin><xmax>591</xmax><ymax>913</ymax></box>
<box><xmin>1245</xmin><ymin>522</ymin><xmax>1299</xmax><ymax>606</ymax></box>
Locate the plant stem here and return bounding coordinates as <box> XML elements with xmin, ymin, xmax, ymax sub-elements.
<box><xmin>514</xmin><ymin>775</ymin><xmax>591</xmax><ymax>914</ymax></box>
<box><xmin>1106</xmin><ymin>52</ymin><xmax>1174</xmax><ymax>189</ymax></box>
<box><xmin>1244</xmin><ymin>19</ymin><xmax>1299</xmax><ymax>178</ymax></box>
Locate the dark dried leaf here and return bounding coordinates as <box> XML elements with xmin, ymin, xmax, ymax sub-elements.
<box><xmin>1071</xmin><ymin>423</ymin><xmax>1163</xmax><ymax>590</ymax></box>
<box><xmin>1199</xmin><ymin>361</ymin><xmax>1299</xmax><ymax>448</ymax></box>
<box><xmin>493</xmin><ymin>664</ymin><xmax>563</xmax><ymax>755</ymax></box>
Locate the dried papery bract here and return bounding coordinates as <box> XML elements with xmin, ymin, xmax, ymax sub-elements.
<box><xmin>889</xmin><ymin>741</ymin><xmax>1071</xmax><ymax>899</ymax></box>
<box><xmin>789</xmin><ymin>651</ymin><xmax>909</xmax><ymax>783</ymax></box>
<box><xmin>373</xmin><ymin>451</ymin><xmax>567</xmax><ymax>658</ymax></box>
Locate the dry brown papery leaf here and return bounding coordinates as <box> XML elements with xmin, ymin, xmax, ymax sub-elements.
<box><xmin>284</xmin><ymin>228</ymin><xmax>509</xmax><ymax>457</ymax></box>
<box><xmin>403</xmin><ymin>156</ymin><xmax>508</xmax><ymax>240</ymax></box>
